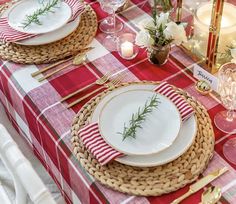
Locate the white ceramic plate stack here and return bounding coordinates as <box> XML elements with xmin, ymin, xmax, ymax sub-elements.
<box><xmin>91</xmin><ymin>84</ymin><xmax>197</xmax><ymax>167</ymax></box>
<box><xmin>2</xmin><ymin>0</ymin><xmax>81</xmax><ymax>45</ymax></box>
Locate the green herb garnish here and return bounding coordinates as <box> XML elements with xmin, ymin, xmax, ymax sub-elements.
<box><xmin>118</xmin><ymin>94</ymin><xmax>160</xmax><ymax>141</ymax></box>
<box><xmin>147</xmin><ymin>0</ymin><xmax>173</xmax><ymax>47</ymax></box>
<box><xmin>21</xmin><ymin>0</ymin><xmax>61</xmax><ymax>28</ymax></box>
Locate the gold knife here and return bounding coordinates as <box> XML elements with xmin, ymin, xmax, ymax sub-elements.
<box><xmin>171</xmin><ymin>167</ymin><xmax>228</xmax><ymax>204</ymax></box>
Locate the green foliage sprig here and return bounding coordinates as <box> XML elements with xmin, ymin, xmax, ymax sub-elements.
<box><xmin>21</xmin><ymin>0</ymin><xmax>61</xmax><ymax>28</ymax></box>
<box><xmin>118</xmin><ymin>94</ymin><xmax>160</xmax><ymax>141</ymax></box>
<box><xmin>148</xmin><ymin>0</ymin><xmax>173</xmax><ymax>47</ymax></box>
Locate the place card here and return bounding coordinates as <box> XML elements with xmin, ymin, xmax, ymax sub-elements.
<box><xmin>193</xmin><ymin>64</ymin><xmax>218</xmax><ymax>92</ymax></box>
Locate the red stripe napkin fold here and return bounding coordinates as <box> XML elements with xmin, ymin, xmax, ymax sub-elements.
<box><xmin>78</xmin><ymin>123</ymin><xmax>124</xmax><ymax>165</ymax></box>
<box><xmin>78</xmin><ymin>82</ymin><xmax>194</xmax><ymax>165</ymax></box>
<box><xmin>65</xmin><ymin>0</ymin><xmax>85</xmax><ymax>23</ymax></box>
<box><xmin>154</xmin><ymin>82</ymin><xmax>194</xmax><ymax>121</ymax></box>
<box><xmin>0</xmin><ymin>0</ymin><xmax>85</xmax><ymax>42</ymax></box>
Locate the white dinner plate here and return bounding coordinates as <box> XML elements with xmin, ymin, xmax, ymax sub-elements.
<box><xmin>8</xmin><ymin>0</ymin><xmax>71</xmax><ymax>34</ymax></box>
<box><xmin>16</xmin><ymin>15</ymin><xmax>80</xmax><ymax>45</ymax></box>
<box><xmin>91</xmin><ymin>83</ymin><xmax>197</xmax><ymax>167</ymax></box>
<box><xmin>98</xmin><ymin>89</ymin><xmax>181</xmax><ymax>156</ymax></box>
<box><xmin>2</xmin><ymin>6</ymin><xmax>81</xmax><ymax>46</ymax></box>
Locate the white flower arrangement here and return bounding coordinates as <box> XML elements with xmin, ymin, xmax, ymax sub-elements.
<box><xmin>135</xmin><ymin>3</ymin><xmax>187</xmax><ymax>48</ymax></box>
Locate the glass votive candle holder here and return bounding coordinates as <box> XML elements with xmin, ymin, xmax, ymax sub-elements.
<box><xmin>117</xmin><ymin>33</ymin><xmax>139</xmax><ymax>60</ymax></box>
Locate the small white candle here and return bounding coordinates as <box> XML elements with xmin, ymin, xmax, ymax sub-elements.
<box><xmin>194</xmin><ymin>2</ymin><xmax>236</xmax><ymax>56</ymax></box>
<box><xmin>121</xmin><ymin>41</ymin><xmax>134</xmax><ymax>58</ymax></box>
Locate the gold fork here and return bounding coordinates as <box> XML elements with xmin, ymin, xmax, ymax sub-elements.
<box><xmin>60</xmin><ymin>71</ymin><xmax>113</xmax><ymax>102</ymax></box>
<box><xmin>67</xmin><ymin>74</ymin><xmax>124</xmax><ymax>108</ymax></box>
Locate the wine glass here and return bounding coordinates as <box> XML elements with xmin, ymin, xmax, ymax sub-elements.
<box><xmin>214</xmin><ymin>63</ymin><xmax>236</xmax><ymax>164</ymax></box>
<box><xmin>98</xmin><ymin>0</ymin><xmax>125</xmax><ymax>33</ymax></box>
<box><xmin>214</xmin><ymin>62</ymin><xmax>236</xmax><ymax>134</ymax></box>
<box><xmin>98</xmin><ymin>0</ymin><xmax>126</xmax><ymax>51</ymax></box>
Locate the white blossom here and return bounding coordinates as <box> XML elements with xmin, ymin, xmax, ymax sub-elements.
<box><xmin>138</xmin><ymin>18</ymin><xmax>154</xmax><ymax>30</ymax></box>
<box><xmin>135</xmin><ymin>12</ymin><xmax>187</xmax><ymax>48</ymax></box>
<box><xmin>135</xmin><ymin>30</ymin><xmax>153</xmax><ymax>47</ymax></box>
<box><xmin>164</xmin><ymin>22</ymin><xmax>187</xmax><ymax>45</ymax></box>
<box><xmin>156</xmin><ymin>12</ymin><xmax>169</xmax><ymax>27</ymax></box>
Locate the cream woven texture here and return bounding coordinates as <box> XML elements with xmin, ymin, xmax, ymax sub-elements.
<box><xmin>71</xmin><ymin>81</ymin><xmax>215</xmax><ymax>196</ymax></box>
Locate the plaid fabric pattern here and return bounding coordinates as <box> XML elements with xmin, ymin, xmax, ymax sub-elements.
<box><xmin>1</xmin><ymin>0</ymin><xmax>236</xmax><ymax>203</ymax></box>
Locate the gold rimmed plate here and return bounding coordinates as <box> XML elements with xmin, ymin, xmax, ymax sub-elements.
<box><xmin>7</xmin><ymin>0</ymin><xmax>72</xmax><ymax>34</ymax></box>
<box><xmin>2</xmin><ymin>3</ymin><xmax>81</xmax><ymax>45</ymax></box>
<box><xmin>98</xmin><ymin>89</ymin><xmax>182</xmax><ymax>156</ymax></box>
<box><xmin>91</xmin><ymin>83</ymin><xmax>197</xmax><ymax>167</ymax></box>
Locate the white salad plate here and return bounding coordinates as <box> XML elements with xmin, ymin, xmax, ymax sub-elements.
<box><xmin>7</xmin><ymin>0</ymin><xmax>72</xmax><ymax>34</ymax></box>
<box><xmin>2</xmin><ymin>6</ymin><xmax>81</xmax><ymax>46</ymax></box>
<box><xmin>91</xmin><ymin>84</ymin><xmax>197</xmax><ymax>167</ymax></box>
<box><xmin>16</xmin><ymin>15</ymin><xmax>80</xmax><ymax>45</ymax></box>
<box><xmin>98</xmin><ymin>89</ymin><xmax>181</xmax><ymax>156</ymax></box>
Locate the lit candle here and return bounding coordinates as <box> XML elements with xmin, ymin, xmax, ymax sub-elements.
<box><xmin>121</xmin><ymin>41</ymin><xmax>134</xmax><ymax>58</ymax></box>
<box><xmin>194</xmin><ymin>2</ymin><xmax>236</xmax><ymax>56</ymax></box>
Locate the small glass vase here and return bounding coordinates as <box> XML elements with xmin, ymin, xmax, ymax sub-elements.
<box><xmin>147</xmin><ymin>44</ymin><xmax>171</xmax><ymax>65</ymax></box>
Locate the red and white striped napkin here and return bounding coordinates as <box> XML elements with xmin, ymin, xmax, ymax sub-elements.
<box><xmin>78</xmin><ymin>123</ymin><xmax>124</xmax><ymax>165</ymax></box>
<box><xmin>0</xmin><ymin>0</ymin><xmax>85</xmax><ymax>42</ymax></box>
<box><xmin>66</xmin><ymin>0</ymin><xmax>85</xmax><ymax>22</ymax></box>
<box><xmin>154</xmin><ymin>82</ymin><xmax>194</xmax><ymax>121</ymax></box>
<box><xmin>78</xmin><ymin>82</ymin><xmax>194</xmax><ymax>165</ymax></box>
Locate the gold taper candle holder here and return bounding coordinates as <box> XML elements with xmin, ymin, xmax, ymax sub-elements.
<box><xmin>206</xmin><ymin>0</ymin><xmax>225</xmax><ymax>73</ymax></box>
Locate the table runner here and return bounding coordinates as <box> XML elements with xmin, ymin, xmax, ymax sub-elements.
<box><xmin>0</xmin><ymin>0</ymin><xmax>236</xmax><ymax>203</ymax></box>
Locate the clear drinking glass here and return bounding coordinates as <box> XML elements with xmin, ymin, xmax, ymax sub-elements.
<box><xmin>98</xmin><ymin>0</ymin><xmax>125</xmax><ymax>33</ymax></box>
<box><xmin>98</xmin><ymin>0</ymin><xmax>126</xmax><ymax>51</ymax></box>
<box><xmin>214</xmin><ymin>63</ymin><xmax>236</xmax><ymax>165</ymax></box>
<box><xmin>214</xmin><ymin>62</ymin><xmax>236</xmax><ymax>134</ymax></box>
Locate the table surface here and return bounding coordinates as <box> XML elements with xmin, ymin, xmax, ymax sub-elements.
<box><xmin>0</xmin><ymin>0</ymin><xmax>236</xmax><ymax>203</ymax></box>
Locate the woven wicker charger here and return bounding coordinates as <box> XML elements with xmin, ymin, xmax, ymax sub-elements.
<box><xmin>0</xmin><ymin>1</ymin><xmax>97</xmax><ymax>64</ymax></box>
<box><xmin>71</xmin><ymin>81</ymin><xmax>215</xmax><ymax>196</ymax></box>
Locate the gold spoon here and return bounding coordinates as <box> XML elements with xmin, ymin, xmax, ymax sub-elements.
<box><xmin>31</xmin><ymin>47</ymin><xmax>93</xmax><ymax>78</ymax></box>
<box><xmin>37</xmin><ymin>53</ymin><xmax>87</xmax><ymax>82</ymax></box>
<box><xmin>201</xmin><ymin>186</ymin><xmax>221</xmax><ymax>204</ymax></box>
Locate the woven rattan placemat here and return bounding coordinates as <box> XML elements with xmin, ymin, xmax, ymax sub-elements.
<box><xmin>0</xmin><ymin>1</ymin><xmax>97</xmax><ymax>64</ymax></box>
<box><xmin>71</xmin><ymin>81</ymin><xmax>215</xmax><ymax>196</ymax></box>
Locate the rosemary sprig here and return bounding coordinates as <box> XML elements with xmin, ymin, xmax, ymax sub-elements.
<box><xmin>21</xmin><ymin>0</ymin><xmax>61</xmax><ymax>28</ymax></box>
<box><xmin>118</xmin><ymin>94</ymin><xmax>160</xmax><ymax>141</ymax></box>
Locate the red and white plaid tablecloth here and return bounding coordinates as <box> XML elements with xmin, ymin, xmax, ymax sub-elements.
<box><xmin>0</xmin><ymin>0</ymin><xmax>236</xmax><ymax>203</ymax></box>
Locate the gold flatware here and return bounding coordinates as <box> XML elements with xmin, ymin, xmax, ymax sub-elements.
<box><xmin>201</xmin><ymin>186</ymin><xmax>221</xmax><ymax>204</ymax></box>
<box><xmin>171</xmin><ymin>167</ymin><xmax>228</xmax><ymax>204</ymax></box>
<box><xmin>67</xmin><ymin>74</ymin><xmax>124</xmax><ymax>108</ymax></box>
<box><xmin>38</xmin><ymin>54</ymin><xmax>87</xmax><ymax>82</ymax></box>
<box><xmin>31</xmin><ymin>57</ymin><xmax>73</xmax><ymax>78</ymax></box>
<box><xmin>31</xmin><ymin>47</ymin><xmax>94</xmax><ymax>78</ymax></box>
<box><xmin>60</xmin><ymin>71</ymin><xmax>113</xmax><ymax>102</ymax></box>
